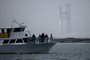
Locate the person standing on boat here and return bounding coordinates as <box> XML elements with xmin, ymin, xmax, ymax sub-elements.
<box><xmin>50</xmin><ymin>33</ymin><xmax>53</xmax><ymax>40</ymax></box>
<box><xmin>41</xmin><ymin>33</ymin><xmax>45</xmax><ymax>43</ymax></box>
<box><xmin>31</xmin><ymin>34</ymin><xmax>36</xmax><ymax>43</ymax></box>
<box><xmin>44</xmin><ymin>34</ymin><xmax>49</xmax><ymax>43</ymax></box>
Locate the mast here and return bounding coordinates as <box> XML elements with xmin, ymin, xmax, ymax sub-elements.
<box><xmin>12</xmin><ymin>20</ymin><xmax>26</xmax><ymax>27</ymax></box>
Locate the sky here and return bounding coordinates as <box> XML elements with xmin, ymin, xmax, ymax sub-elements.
<box><xmin>0</xmin><ymin>0</ymin><xmax>90</xmax><ymax>38</ymax></box>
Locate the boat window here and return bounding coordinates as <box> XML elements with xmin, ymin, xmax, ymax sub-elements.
<box><xmin>16</xmin><ymin>39</ymin><xmax>23</xmax><ymax>43</ymax></box>
<box><xmin>3</xmin><ymin>39</ymin><xmax>9</xmax><ymax>44</ymax></box>
<box><xmin>1</xmin><ymin>29</ymin><xmax>4</xmax><ymax>33</ymax></box>
<box><xmin>9</xmin><ymin>39</ymin><xmax>15</xmax><ymax>43</ymax></box>
<box><xmin>7</xmin><ymin>28</ymin><xmax>12</xmax><ymax>33</ymax></box>
<box><xmin>23</xmin><ymin>38</ymin><xmax>28</xmax><ymax>43</ymax></box>
<box><xmin>13</xmin><ymin>28</ymin><xmax>22</xmax><ymax>32</ymax></box>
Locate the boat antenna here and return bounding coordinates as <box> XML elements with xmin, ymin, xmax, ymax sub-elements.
<box><xmin>12</xmin><ymin>20</ymin><xmax>25</xmax><ymax>27</ymax></box>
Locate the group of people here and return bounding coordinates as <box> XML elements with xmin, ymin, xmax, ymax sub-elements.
<box><xmin>31</xmin><ymin>33</ymin><xmax>53</xmax><ymax>43</ymax></box>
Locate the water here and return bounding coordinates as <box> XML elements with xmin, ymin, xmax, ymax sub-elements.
<box><xmin>0</xmin><ymin>43</ymin><xmax>90</xmax><ymax>60</ymax></box>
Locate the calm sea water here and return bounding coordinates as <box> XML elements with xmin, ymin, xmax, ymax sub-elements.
<box><xmin>0</xmin><ymin>43</ymin><xmax>90</xmax><ymax>60</ymax></box>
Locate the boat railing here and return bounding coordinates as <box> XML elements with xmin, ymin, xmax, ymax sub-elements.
<box><xmin>0</xmin><ymin>35</ymin><xmax>52</xmax><ymax>45</ymax></box>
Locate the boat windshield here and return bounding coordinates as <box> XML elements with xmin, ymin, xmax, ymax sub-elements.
<box><xmin>13</xmin><ymin>27</ymin><xmax>25</xmax><ymax>32</ymax></box>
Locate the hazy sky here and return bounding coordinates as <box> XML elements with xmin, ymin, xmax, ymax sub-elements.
<box><xmin>0</xmin><ymin>0</ymin><xmax>90</xmax><ymax>38</ymax></box>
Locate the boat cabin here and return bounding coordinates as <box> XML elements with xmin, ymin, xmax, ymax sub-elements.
<box><xmin>0</xmin><ymin>26</ymin><xmax>26</xmax><ymax>38</ymax></box>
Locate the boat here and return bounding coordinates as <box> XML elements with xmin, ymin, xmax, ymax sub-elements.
<box><xmin>0</xmin><ymin>20</ymin><xmax>56</xmax><ymax>54</ymax></box>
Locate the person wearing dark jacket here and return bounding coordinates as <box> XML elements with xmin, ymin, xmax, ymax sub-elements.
<box><xmin>45</xmin><ymin>34</ymin><xmax>49</xmax><ymax>43</ymax></box>
<box><xmin>31</xmin><ymin>34</ymin><xmax>36</xmax><ymax>43</ymax></box>
<box><xmin>41</xmin><ymin>33</ymin><xmax>45</xmax><ymax>43</ymax></box>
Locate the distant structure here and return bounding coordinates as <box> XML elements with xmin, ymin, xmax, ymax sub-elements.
<box><xmin>65</xmin><ymin>3</ymin><xmax>71</xmax><ymax>33</ymax></box>
<box><xmin>59</xmin><ymin>2</ymin><xmax>71</xmax><ymax>36</ymax></box>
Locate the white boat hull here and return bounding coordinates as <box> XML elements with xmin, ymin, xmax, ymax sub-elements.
<box><xmin>0</xmin><ymin>43</ymin><xmax>55</xmax><ymax>54</ymax></box>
